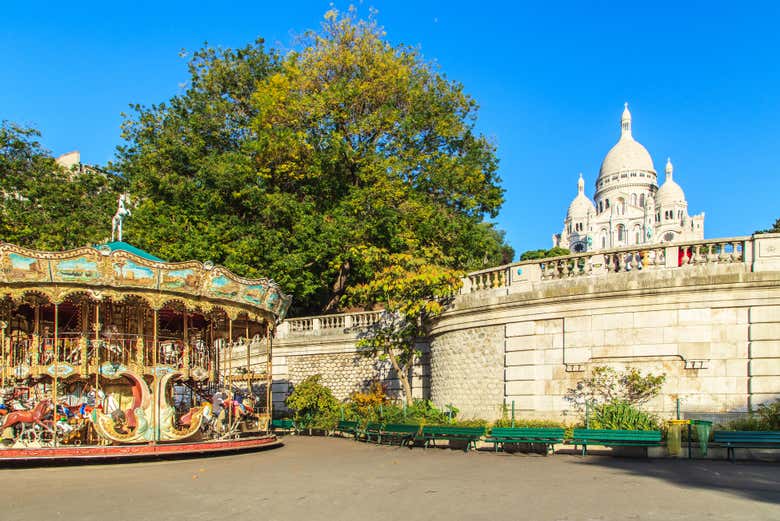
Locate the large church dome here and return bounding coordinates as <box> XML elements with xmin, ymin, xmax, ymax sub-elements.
<box><xmin>597</xmin><ymin>104</ymin><xmax>656</xmax><ymax>181</ymax></box>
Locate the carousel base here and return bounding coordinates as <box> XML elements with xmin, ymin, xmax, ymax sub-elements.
<box><xmin>0</xmin><ymin>435</ymin><xmax>281</xmax><ymax>465</ymax></box>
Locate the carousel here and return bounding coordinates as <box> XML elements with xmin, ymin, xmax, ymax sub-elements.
<box><xmin>0</xmin><ymin>200</ymin><xmax>291</xmax><ymax>462</ymax></box>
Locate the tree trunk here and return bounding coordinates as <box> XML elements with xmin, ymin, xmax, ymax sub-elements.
<box><xmin>324</xmin><ymin>260</ymin><xmax>350</xmax><ymax>312</ymax></box>
<box><xmin>387</xmin><ymin>348</ymin><xmax>414</xmax><ymax>406</ymax></box>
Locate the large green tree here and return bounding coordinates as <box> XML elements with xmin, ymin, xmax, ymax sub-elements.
<box><xmin>116</xmin><ymin>10</ymin><xmax>512</xmax><ymax>314</ymax></box>
<box><xmin>0</xmin><ymin>122</ymin><xmax>123</xmax><ymax>250</ymax></box>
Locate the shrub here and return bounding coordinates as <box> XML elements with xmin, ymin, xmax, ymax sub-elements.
<box><xmin>718</xmin><ymin>399</ymin><xmax>780</xmax><ymax>431</ymax></box>
<box><xmin>590</xmin><ymin>401</ymin><xmax>660</xmax><ymax>431</ymax></box>
<box><xmin>285</xmin><ymin>375</ymin><xmax>339</xmax><ymax>430</ymax></box>
<box><xmin>566</xmin><ymin>366</ymin><xmax>666</xmax><ymax>412</ymax></box>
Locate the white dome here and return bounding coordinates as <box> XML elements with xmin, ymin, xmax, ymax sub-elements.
<box><xmin>597</xmin><ymin>104</ymin><xmax>656</xmax><ymax>181</ymax></box>
<box><xmin>599</xmin><ymin>138</ymin><xmax>656</xmax><ymax>178</ymax></box>
<box><xmin>656</xmin><ymin>158</ymin><xmax>686</xmax><ymax>206</ymax></box>
<box><xmin>567</xmin><ymin>174</ymin><xmax>596</xmax><ymax>219</ymax></box>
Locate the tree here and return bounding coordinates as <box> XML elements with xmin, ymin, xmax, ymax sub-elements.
<box><xmin>757</xmin><ymin>218</ymin><xmax>780</xmax><ymax>234</ymax></box>
<box><xmin>519</xmin><ymin>246</ymin><xmax>570</xmax><ymax>261</ymax></box>
<box><xmin>565</xmin><ymin>366</ymin><xmax>666</xmax><ymax>413</ymax></box>
<box><xmin>0</xmin><ymin>121</ymin><xmax>124</xmax><ymax>250</ymax></box>
<box><xmin>116</xmin><ymin>9</ymin><xmax>511</xmax><ymax>314</ymax></box>
<box><xmin>346</xmin><ymin>250</ymin><xmax>463</xmax><ymax>406</ymax></box>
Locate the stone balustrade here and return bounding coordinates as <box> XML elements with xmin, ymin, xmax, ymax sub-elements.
<box><xmin>276</xmin><ymin>310</ymin><xmax>384</xmax><ymax>339</ymax></box>
<box><xmin>464</xmin><ymin>236</ymin><xmax>753</xmax><ymax>292</ymax></box>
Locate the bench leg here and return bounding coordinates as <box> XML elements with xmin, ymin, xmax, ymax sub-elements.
<box><xmin>582</xmin><ymin>444</ymin><xmax>586</xmax><ymax>457</ymax></box>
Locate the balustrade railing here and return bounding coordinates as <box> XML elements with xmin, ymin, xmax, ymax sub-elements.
<box><xmin>273</xmin><ymin>236</ymin><xmax>761</xmax><ymax>336</ymax></box>
<box><xmin>277</xmin><ymin>310</ymin><xmax>384</xmax><ymax>339</ymax></box>
<box><xmin>465</xmin><ymin>236</ymin><xmax>750</xmax><ymax>292</ymax></box>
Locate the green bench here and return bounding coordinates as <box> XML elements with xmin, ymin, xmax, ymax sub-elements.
<box><xmin>570</xmin><ymin>428</ymin><xmax>662</xmax><ymax>456</ymax></box>
<box><xmin>382</xmin><ymin>424</ymin><xmax>422</xmax><ymax>446</ymax></box>
<box><xmin>416</xmin><ymin>425</ymin><xmax>486</xmax><ymax>452</ymax></box>
<box><xmin>713</xmin><ymin>431</ymin><xmax>780</xmax><ymax>462</ymax></box>
<box><xmin>270</xmin><ymin>419</ymin><xmax>296</xmax><ymax>434</ymax></box>
<box><xmin>361</xmin><ymin>422</ymin><xmax>384</xmax><ymax>443</ymax></box>
<box><xmin>335</xmin><ymin>420</ymin><xmax>359</xmax><ymax>439</ymax></box>
<box><xmin>485</xmin><ymin>427</ymin><xmax>565</xmax><ymax>454</ymax></box>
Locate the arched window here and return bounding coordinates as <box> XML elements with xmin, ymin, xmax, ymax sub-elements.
<box><xmin>605</xmin><ymin>199</ymin><xmax>610</xmax><ymax>209</ymax></box>
<box><xmin>630</xmin><ymin>193</ymin><xmax>637</xmax><ymax>207</ymax></box>
<box><xmin>617</xmin><ymin>198</ymin><xmax>626</xmax><ymax>215</ymax></box>
<box><xmin>598</xmin><ymin>201</ymin><xmax>603</xmax><ymax>213</ymax></box>
<box><xmin>617</xmin><ymin>224</ymin><xmax>625</xmax><ymax>242</ymax></box>
<box><xmin>634</xmin><ymin>225</ymin><xmax>642</xmax><ymax>244</ymax></box>
<box><xmin>639</xmin><ymin>194</ymin><xmax>645</xmax><ymax>208</ymax></box>
<box><xmin>600</xmin><ymin>229</ymin><xmax>607</xmax><ymax>249</ymax></box>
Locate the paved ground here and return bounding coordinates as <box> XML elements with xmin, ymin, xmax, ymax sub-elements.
<box><xmin>3</xmin><ymin>436</ymin><xmax>779</xmax><ymax>521</ymax></box>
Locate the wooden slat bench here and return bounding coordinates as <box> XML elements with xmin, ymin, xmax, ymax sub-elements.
<box><xmin>570</xmin><ymin>429</ymin><xmax>662</xmax><ymax>456</ymax></box>
<box><xmin>270</xmin><ymin>419</ymin><xmax>296</xmax><ymax>434</ymax></box>
<box><xmin>417</xmin><ymin>426</ymin><xmax>486</xmax><ymax>452</ymax></box>
<box><xmin>381</xmin><ymin>424</ymin><xmax>421</xmax><ymax>447</ymax></box>
<box><xmin>713</xmin><ymin>431</ymin><xmax>780</xmax><ymax>462</ymax></box>
<box><xmin>361</xmin><ymin>422</ymin><xmax>384</xmax><ymax>443</ymax></box>
<box><xmin>335</xmin><ymin>420</ymin><xmax>359</xmax><ymax>439</ymax></box>
<box><xmin>485</xmin><ymin>427</ymin><xmax>565</xmax><ymax>454</ymax></box>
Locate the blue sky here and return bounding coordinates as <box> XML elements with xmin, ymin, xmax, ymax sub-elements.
<box><xmin>2</xmin><ymin>1</ymin><xmax>778</xmax><ymax>256</ymax></box>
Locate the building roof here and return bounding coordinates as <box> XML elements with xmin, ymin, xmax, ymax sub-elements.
<box><xmin>656</xmin><ymin>158</ymin><xmax>686</xmax><ymax>206</ymax></box>
<box><xmin>567</xmin><ymin>174</ymin><xmax>596</xmax><ymax>219</ymax></box>
<box><xmin>598</xmin><ymin>104</ymin><xmax>656</xmax><ymax>181</ymax></box>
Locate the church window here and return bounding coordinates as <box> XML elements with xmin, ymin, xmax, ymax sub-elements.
<box><xmin>605</xmin><ymin>199</ymin><xmax>610</xmax><ymax>209</ymax></box>
<box><xmin>600</xmin><ymin>230</ymin><xmax>607</xmax><ymax>249</ymax></box>
<box><xmin>630</xmin><ymin>193</ymin><xmax>637</xmax><ymax>206</ymax></box>
<box><xmin>640</xmin><ymin>173</ymin><xmax>645</xmax><ymax>177</ymax></box>
<box><xmin>617</xmin><ymin>224</ymin><xmax>625</xmax><ymax>242</ymax></box>
<box><xmin>639</xmin><ymin>194</ymin><xmax>645</xmax><ymax>208</ymax></box>
<box><xmin>631</xmin><ymin>173</ymin><xmax>637</xmax><ymax>177</ymax></box>
<box><xmin>598</xmin><ymin>201</ymin><xmax>603</xmax><ymax>213</ymax></box>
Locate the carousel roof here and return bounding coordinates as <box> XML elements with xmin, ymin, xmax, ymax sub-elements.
<box><xmin>101</xmin><ymin>241</ymin><xmax>165</xmax><ymax>262</ymax></box>
<box><xmin>0</xmin><ymin>241</ymin><xmax>292</xmax><ymax>321</ymax></box>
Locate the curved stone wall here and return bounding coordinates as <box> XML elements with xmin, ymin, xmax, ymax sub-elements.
<box><xmin>429</xmin><ymin>325</ymin><xmax>504</xmax><ymax>419</ymax></box>
<box><xmin>430</xmin><ymin>254</ymin><xmax>780</xmax><ymax>421</ymax></box>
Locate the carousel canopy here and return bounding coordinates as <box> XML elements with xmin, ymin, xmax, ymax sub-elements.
<box><xmin>101</xmin><ymin>241</ymin><xmax>165</xmax><ymax>262</ymax></box>
<box><xmin>0</xmin><ymin>241</ymin><xmax>292</xmax><ymax>321</ymax></box>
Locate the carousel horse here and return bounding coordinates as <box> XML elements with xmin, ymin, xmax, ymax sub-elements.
<box><xmin>111</xmin><ymin>193</ymin><xmax>131</xmax><ymax>242</ymax></box>
<box><xmin>0</xmin><ymin>399</ymin><xmax>52</xmax><ymax>440</ymax></box>
<box><xmin>159</xmin><ymin>340</ymin><xmax>182</xmax><ymax>365</ymax></box>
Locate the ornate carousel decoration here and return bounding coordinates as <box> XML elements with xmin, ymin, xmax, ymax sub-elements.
<box><xmin>0</xmin><ymin>196</ymin><xmax>291</xmax><ymax>456</ymax></box>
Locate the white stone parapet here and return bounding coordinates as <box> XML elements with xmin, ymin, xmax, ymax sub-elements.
<box><xmin>463</xmin><ymin>235</ymin><xmax>771</xmax><ymax>295</ymax></box>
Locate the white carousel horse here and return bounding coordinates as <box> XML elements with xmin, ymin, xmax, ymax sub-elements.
<box><xmin>111</xmin><ymin>194</ymin><xmax>132</xmax><ymax>242</ymax></box>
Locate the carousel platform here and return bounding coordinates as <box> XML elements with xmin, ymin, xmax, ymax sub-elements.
<box><xmin>0</xmin><ymin>435</ymin><xmax>281</xmax><ymax>465</ymax></box>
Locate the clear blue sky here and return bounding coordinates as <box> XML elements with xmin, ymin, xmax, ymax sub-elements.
<box><xmin>2</xmin><ymin>1</ymin><xmax>778</xmax><ymax>256</ymax></box>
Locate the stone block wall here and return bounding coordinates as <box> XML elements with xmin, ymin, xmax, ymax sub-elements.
<box><xmin>749</xmin><ymin>305</ymin><xmax>780</xmax><ymax>408</ymax></box>
<box><xmin>286</xmin><ymin>352</ymin><xmax>393</xmax><ymax>401</ymax></box>
<box><xmin>429</xmin><ymin>324</ymin><xmax>504</xmax><ymax>419</ymax></box>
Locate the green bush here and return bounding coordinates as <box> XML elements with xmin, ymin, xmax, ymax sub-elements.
<box><xmin>717</xmin><ymin>400</ymin><xmax>780</xmax><ymax>431</ymax></box>
<box><xmin>590</xmin><ymin>401</ymin><xmax>660</xmax><ymax>431</ymax></box>
<box><xmin>285</xmin><ymin>375</ymin><xmax>339</xmax><ymax>430</ymax></box>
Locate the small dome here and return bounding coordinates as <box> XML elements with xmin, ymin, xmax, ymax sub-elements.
<box><xmin>597</xmin><ymin>104</ymin><xmax>656</xmax><ymax>181</ymax></box>
<box><xmin>567</xmin><ymin>173</ymin><xmax>596</xmax><ymax>219</ymax></box>
<box><xmin>656</xmin><ymin>157</ymin><xmax>686</xmax><ymax>206</ymax></box>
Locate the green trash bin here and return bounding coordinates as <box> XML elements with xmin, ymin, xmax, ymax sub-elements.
<box><xmin>667</xmin><ymin>420</ymin><xmax>688</xmax><ymax>456</ymax></box>
<box><xmin>692</xmin><ymin>420</ymin><xmax>712</xmax><ymax>456</ymax></box>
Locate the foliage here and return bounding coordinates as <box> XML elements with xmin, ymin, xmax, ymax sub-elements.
<box><xmin>285</xmin><ymin>375</ymin><xmax>339</xmax><ymax>429</ymax></box>
<box><xmin>519</xmin><ymin>247</ymin><xmax>570</xmax><ymax>261</ymax></box>
<box><xmin>718</xmin><ymin>400</ymin><xmax>780</xmax><ymax>431</ymax></box>
<box><xmin>590</xmin><ymin>401</ymin><xmax>660</xmax><ymax>431</ymax></box>
<box><xmin>115</xmin><ymin>9</ymin><xmax>511</xmax><ymax>314</ymax></box>
<box><xmin>349</xmin><ymin>381</ymin><xmax>389</xmax><ymax>412</ymax></box>
<box><xmin>565</xmin><ymin>366</ymin><xmax>666</xmax><ymax>413</ymax></box>
<box><xmin>756</xmin><ymin>217</ymin><xmax>780</xmax><ymax>234</ymax></box>
<box><xmin>0</xmin><ymin>121</ymin><xmax>124</xmax><ymax>249</ymax></box>
<box><xmin>342</xmin><ymin>398</ymin><xmax>457</xmax><ymax>426</ymax></box>
<box><xmin>346</xmin><ymin>251</ymin><xmax>463</xmax><ymax>405</ymax></box>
